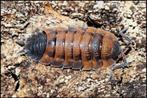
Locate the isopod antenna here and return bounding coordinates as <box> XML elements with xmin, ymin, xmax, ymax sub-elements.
<box><xmin>117</xmin><ymin>27</ymin><xmax>135</xmax><ymax>62</ymax></box>
<box><xmin>108</xmin><ymin>27</ymin><xmax>135</xmax><ymax>82</ymax></box>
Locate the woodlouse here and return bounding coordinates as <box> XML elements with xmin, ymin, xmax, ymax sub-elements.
<box><xmin>24</xmin><ymin>26</ymin><xmax>131</xmax><ymax>71</ymax></box>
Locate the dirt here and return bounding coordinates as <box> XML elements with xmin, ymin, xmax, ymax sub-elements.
<box><xmin>1</xmin><ymin>1</ymin><xmax>146</xmax><ymax>97</ymax></box>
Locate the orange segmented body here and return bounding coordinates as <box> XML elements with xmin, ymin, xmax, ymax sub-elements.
<box><xmin>24</xmin><ymin>26</ymin><xmax>121</xmax><ymax>70</ymax></box>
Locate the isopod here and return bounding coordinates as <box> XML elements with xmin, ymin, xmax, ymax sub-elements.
<box><xmin>23</xmin><ymin>26</ymin><xmax>132</xmax><ymax>71</ymax></box>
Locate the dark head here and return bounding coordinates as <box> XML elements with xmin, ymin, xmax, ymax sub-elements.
<box><xmin>111</xmin><ymin>41</ymin><xmax>121</xmax><ymax>60</ymax></box>
<box><xmin>24</xmin><ymin>31</ymin><xmax>47</xmax><ymax>62</ymax></box>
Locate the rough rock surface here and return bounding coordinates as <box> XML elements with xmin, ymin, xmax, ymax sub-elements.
<box><xmin>1</xmin><ymin>1</ymin><xmax>146</xmax><ymax>97</ymax></box>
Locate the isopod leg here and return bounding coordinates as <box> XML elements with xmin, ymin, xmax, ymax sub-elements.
<box><xmin>108</xmin><ymin>58</ymin><xmax>128</xmax><ymax>82</ymax></box>
<box><xmin>112</xmin><ymin>59</ymin><xmax>128</xmax><ymax>71</ymax></box>
<box><xmin>72</xmin><ymin>61</ymin><xmax>83</xmax><ymax>70</ymax></box>
<box><xmin>119</xmin><ymin>27</ymin><xmax>134</xmax><ymax>45</ymax></box>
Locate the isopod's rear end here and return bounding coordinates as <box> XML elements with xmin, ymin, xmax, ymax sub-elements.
<box><xmin>24</xmin><ymin>31</ymin><xmax>47</xmax><ymax>62</ymax></box>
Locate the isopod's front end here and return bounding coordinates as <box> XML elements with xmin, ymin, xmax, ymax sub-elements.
<box><xmin>24</xmin><ymin>31</ymin><xmax>47</xmax><ymax>63</ymax></box>
<box><xmin>111</xmin><ymin>41</ymin><xmax>121</xmax><ymax>60</ymax></box>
